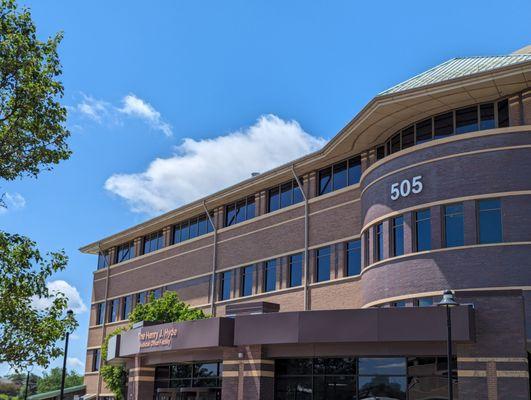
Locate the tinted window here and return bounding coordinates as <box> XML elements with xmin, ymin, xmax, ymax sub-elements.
<box><xmin>444</xmin><ymin>204</ymin><xmax>464</xmax><ymax>247</ymax></box>
<box><xmin>415</xmin><ymin>209</ymin><xmax>431</xmax><ymax>252</ymax></box>
<box><xmin>281</xmin><ymin>182</ymin><xmax>293</xmax><ymax>208</ymax></box>
<box><xmin>348</xmin><ymin>156</ymin><xmax>361</xmax><ymax>185</ymax></box>
<box><xmin>480</xmin><ymin>103</ymin><xmax>495</xmax><ymax>130</ymax></box>
<box><xmin>456</xmin><ymin>106</ymin><xmax>478</xmax><ymax>134</ymax></box>
<box><xmin>376</xmin><ymin>145</ymin><xmax>386</xmax><ymax>160</ymax></box>
<box><xmin>225</xmin><ymin>204</ymin><xmax>237</xmax><ymax>226</ymax></box>
<box><xmin>144</xmin><ymin>231</ymin><xmax>163</xmax><ymax>254</ymax></box>
<box><xmin>316</xmin><ymin>247</ymin><xmax>330</xmax><ymax>282</ymax></box>
<box><xmin>241</xmin><ymin>266</ymin><xmax>254</xmax><ymax>297</ymax></box>
<box><xmin>264</xmin><ymin>260</ymin><xmax>276</xmax><ymax>292</ymax></box>
<box><xmin>390</xmin><ymin>132</ymin><xmax>401</xmax><ymax>153</ymax></box>
<box><xmin>225</xmin><ymin>196</ymin><xmax>255</xmax><ymax>226</ymax></box>
<box><xmin>197</xmin><ymin>216</ymin><xmax>208</xmax><ymax>235</ymax></box>
<box><xmin>289</xmin><ymin>254</ymin><xmax>303</xmax><ymax>287</ymax></box>
<box><xmin>122</xmin><ymin>295</ymin><xmax>132</xmax><ymax>320</ymax></box>
<box><xmin>346</xmin><ymin>240</ymin><xmax>361</xmax><ymax>276</ymax></box>
<box><xmin>96</xmin><ymin>303</ymin><xmax>105</xmax><ymax>325</ymax></box>
<box><xmin>392</xmin><ymin>216</ymin><xmax>404</xmax><ymax>257</ymax></box>
<box><xmin>136</xmin><ymin>291</ymin><xmax>147</xmax><ymax>305</ymax></box>
<box><xmin>416</xmin><ymin>118</ymin><xmax>433</xmax><ymax>144</ymax></box>
<box><xmin>116</xmin><ymin>241</ymin><xmax>134</xmax><ymax>263</ymax></box>
<box><xmin>219</xmin><ymin>271</ymin><xmax>231</xmax><ymax>301</ymax></box>
<box><xmin>108</xmin><ymin>298</ymin><xmax>120</xmax><ymax>322</ymax></box>
<box><xmin>92</xmin><ymin>349</ymin><xmax>101</xmax><ymax>372</ymax></box>
<box><xmin>434</xmin><ymin>112</ymin><xmax>454</xmax><ymax>139</ymax></box>
<box><xmin>180</xmin><ymin>221</ymin><xmax>190</xmax><ymax>241</ymax></box>
<box><xmin>97</xmin><ymin>251</ymin><xmax>110</xmax><ymax>270</ymax></box>
<box><xmin>152</xmin><ymin>288</ymin><xmax>163</xmax><ymax>299</ymax></box>
<box><xmin>478</xmin><ymin>199</ymin><xmax>502</xmax><ymax>244</ymax></box>
<box><xmin>359</xmin><ymin>358</ymin><xmax>406</xmax><ymax>375</ymax></box>
<box><xmin>246</xmin><ymin>197</ymin><xmax>255</xmax><ymax>220</ymax></box>
<box><xmin>498</xmin><ymin>99</ymin><xmax>509</xmax><ymax>127</ymax></box>
<box><xmin>375</xmin><ymin>223</ymin><xmax>384</xmax><ymax>261</ymax></box>
<box><xmin>235</xmin><ymin>200</ymin><xmax>246</xmax><ymax>224</ymax></box>
<box><xmin>268</xmin><ymin>187</ymin><xmax>280</xmax><ymax>212</ymax></box>
<box><xmin>401</xmin><ymin>126</ymin><xmax>414</xmax><ymax>149</ymax></box>
<box><xmin>333</xmin><ymin>161</ymin><xmax>348</xmax><ymax>191</ymax></box>
<box><xmin>189</xmin><ymin>218</ymin><xmax>198</xmax><ymax>239</ymax></box>
<box><xmin>418</xmin><ymin>297</ymin><xmax>434</xmax><ymax>307</ymax></box>
<box><xmin>319</xmin><ymin>167</ymin><xmax>332</xmax><ymax>195</ymax></box>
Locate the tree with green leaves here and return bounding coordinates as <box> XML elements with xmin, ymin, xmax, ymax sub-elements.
<box><xmin>0</xmin><ymin>0</ymin><xmax>74</xmax><ymax>372</ymax></box>
<box><xmin>100</xmin><ymin>292</ymin><xmax>208</xmax><ymax>400</ymax></box>
<box><xmin>35</xmin><ymin>368</ymin><xmax>83</xmax><ymax>394</ymax></box>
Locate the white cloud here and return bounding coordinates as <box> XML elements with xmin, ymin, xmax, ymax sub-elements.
<box><xmin>118</xmin><ymin>94</ymin><xmax>172</xmax><ymax>136</ymax></box>
<box><xmin>67</xmin><ymin>357</ymin><xmax>84</xmax><ymax>372</ymax></box>
<box><xmin>0</xmin><ymin>192</ymin><xmax>26</xmax><ymax>214</ymax></box>
<box><xmin>76</xmin><ymin>94</ymin><xmax>110</xmax><ymax>122</ymax></box>
<box><xmin>105</xmin><ymin>114</ymin><xmax>326</xmax><ymax>214</ymax></box>
<box><xmin>31</xmin><ymin>280</ymin><xmax>88</xmax><ymax>314</ymax></box>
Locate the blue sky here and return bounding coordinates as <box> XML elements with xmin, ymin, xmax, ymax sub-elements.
<box><xmin>1</xmin><ymin>0</ymin><xmax>530</xmax><ymax>376</ymax></box>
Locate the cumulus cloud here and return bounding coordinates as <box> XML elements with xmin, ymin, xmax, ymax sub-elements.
<box><xmin>0</xmin><ymin>192</ymin><xmax>26</xmax><ymax>214</ymax></box>
<box><xmin>119</xmin><ymin>94</ymin><xmax>172</xmax><ymax>136</ymax></box>
<box><xmin>105</xmin><ymin>114</ymin><xmax>326</xmax><ymax>214</ymax></box>
<box><xmin>67</xmin><ymin>357</ymin><xmax>85</xmax><ymax>372</ymax></box>
<box><xmin>74</xmin><ymin>93</ymin><xmax>171</xmax><ymax>136</ymax></box>
<box><xmin>31</xmin><ymin>280</ymin><xmax>87</xmax><ymax>314</ymax></box>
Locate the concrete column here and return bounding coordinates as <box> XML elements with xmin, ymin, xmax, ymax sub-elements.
<box><xmin>367</xmin><ymin>148</ymin><xmax>377</xmax><ymax>168</ymax></box>
<box><xmin>522</xmin><ymin>89</ymin><xmax>531</xmax><ymax>125</ymax></box>
<box><xmin>403</xmin><ymin>212</ymin><xmax>413</xmax><ymax>254</ymax></box>
<box><xmin>162</xmin><ymin>226</ymin><xmax>172</xmax><ymax>247</ymax></box>
<box><xmin>133</xmin><ymin>237</ymin><xmax>143</xmax><ymax>257</ymax></box>
<box><xmin>255</xmin><ymin>262</ymin><xmax>264</xmax><ymax>294</ymax></box>
<box><xmin>254</xmin><ymin>192</ymin><xmax>262</xmax><ymax>217</ymax></box>
<box><xmin>464</xmin><ymin>200</ymin><xmax>478</xmax><ymax>246</ymax></box>
<box><xmin>108</xmin><ymin>246</ymin><xmax>116</xmax><ymax>266</ymax></box>
<box><xmin>126</xmin><ymin>357</ymin><xmax>155</xmax><ymax>400</ymax></box>
<box><xmin>307</xmin><ymin>172</ymin><xmax>317</xmax><ymax>199</ymax></box>
<box><xmin>360</xmin><ymin>151</ymin><xmax>370</xmax><ymax>172</ymax></box>
<box><xmin>277</xmin><ymin>257</ymin><xmax>286</xmax><ymax>290</ymax></box>
<box><xmin>308</xmin><ymin>249</ymin><xmax>316</xmax><ymax>283</ymax></box>
<box><xmin>336</xmin><ymin>242</ymin><xmax>346</xmax><ymax>279</ymax></box>
<box><xmin>430</xmin><ymin>205</ymin><xmax>443</xmax><ymax>250</ymax></box>
<box><xmin>258</xmin><ymin>190</ymin><xmax>267</xmax><ymax>216</ymax></box>
<box><xmin>329</xmin><ymin>244</ymin><xmax>338</xmax><ymax>279</ymax></box>
<box><xmin>509</xmin><ymin>94</ymin><xmax>522</xmax><ymax>126</ymax></box>
<box><xmin>215</xmin><ymin>206</ymin><xmax>225</xmax><ymax>230</ymax></box>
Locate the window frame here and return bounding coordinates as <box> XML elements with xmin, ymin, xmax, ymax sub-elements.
<box><xmin>315</xmin><ymin>246</ymin><xmax>331</xmax><ymax>283</ymax></box>
<box><xmin>267</xmin><ymin>179</ymin><xmax>303</xmax><ymax>213</ymax></box>
<box><xmin>225</xmin><ymin>196</ymin><xmax>256</xmax><ymax>227</ymax></box>
<box><xmin>346</xmin><ymin>240</ymin><xmax>361</xmax><ymax>277</ymax></box>
<box><xmin>392</xmin><ymin>216</ymin><xmax>404</xmax><ymax>257</ymax></box>
<box><xmin>414</xmin><ymin>208</ymin><xmax>431</xmax><ymax>252</ymax></box>
<box><xmin>240</xmin><ymin>265</ymin><xmax>254</xmax><ymax>297</ymax></box>
<box><xmin>263</xmin><ymin>259</ymin><xmax>277</xmax><ymax>292</ymax></box>
<box><xmin>288</xmin><ymin>253</ymin><xmax>303</xmax><ymax>288</ymax></box>
<box><xmin>443</xmin><ymin>203</ymin><xmax>465</xmax><ymax>248</ymax></box>
<box><xmin>477</xmin><ymin>198</ymin><xmax>503</xmax><ymax>244</ymax></box>
<box><xmin>317</xmin><ymin>156</ymin><xmax>361</xmax><ymax>196</ymax></box>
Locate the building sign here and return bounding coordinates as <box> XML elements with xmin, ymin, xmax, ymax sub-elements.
<box><xmin>390</xmin><ymin>176</ymin><xmax>423</xmax><ymax>200</ymax></box>
<box><xmin>139</xmin><ymin>326</ymin><xmax>178</xmax><ymax>349</ymax></box>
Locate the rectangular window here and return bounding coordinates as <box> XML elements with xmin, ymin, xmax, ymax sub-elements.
<box><xmin>241</xmin><ymin>266</ymin><xmax>254</xmax><ymax>297</ymax></box>
<box><xmin>415</xmin><ymin>118</ymin><xmax>433</xmax><ymax>144</ymax></box>
<box><xmin>121</xmin><ymin>295</ymin><xmax>133</xmax><ymax>320</ymax></box>
<box><xmin>288</xmin><ymin>253</ymin><xmax>303</xmax><ymax>287</ymax></box>
<box><xmin>333</xmin><ymin>161</ymin><xmax>348</xmax><ymax>191</ymax></box>
<box><xmin>392</xmin><ymin>216</ymin><xmax>404</xmax><ymax>256</ymax></box>
<box><xmin>225</xmin><ymin>196</ymin><xmax>255</xmax><ymax>226</ymax></box>
<box><xmin>478</xmin><ymin>199</ymin><xmax>502</xmax><ymax>244</ymax></box>
<box><xmin>264</xmin><ymin>260</ymin><xmax>276</xmax><ymax>292</ymax></box>
<box><xmin>480</xmin><ymin>103</ymin><xmax>495</xmax><ymax>130</ymax></box>
<box><xmin>268</xmin><ymin>179</ymin><xmax>303</xmax><ymax>213</ymax></box>
<box><xmin>444</xmin><ymin>203</ymin><xmax>464</xmax><ymax>248</ymax></box>
<box><xmin>143</xmin><ymin>231</ymin><xmax>164</xmax><ymax>254</ymax></box>
<box><xmin>97</xmin><ymin>250</ymin><xmax>110</xmax><ymax>270</ymax></box>
<box><xmin>401</xmin><ymin>126</ymin><xmax>415</xmax><ymax>149</ymax></box>
<box><xmin>415</xmin><ymin>209</ymin><xmax>431</xmax><ymax>252</ymax></box>
<box><xmin>376</xmin><ymin>145</ymin><xmax>386</xmax><ymax>160</ymax></box>
<box><xmin>319</xmin><ymin>167</ymin><xmax>332</xmax><ymax>195</ymax></box>
<box><xmin>497</xmin><ymin>99</ymin><xmax>509</xmax><ymax>127</ymax></box>
<box><xmin>180</xmin><ymin>221</ymin><xmax>190</xmax><ymax>242</ymax></box>
<box><xmin>91</xmin><ymin>349</ymin><xmax>101</xmax><ymax>372</ymax></box>
<box><xmin>95</xmin><ymin>303</ymin><xmax>105</xmax><ymax>325</ymax></box>
<box><xmin>417</xmin><ymin>297</ymin><xmax>434</xmax><ymax>307</ymax></box>
<box><xmin>136</xmin><ymin>291</ymin><xmax>147</xmax><ymax>306</ymax></box>
<box><xmin>390</xmin><ymin>132</ymin><xmax>401</xmax><ymax>153</ymax></box>
<box><xmin>197</xmin><ymin>215</ymin><xmax>208</xmax><ymax>236</ymax></box>
<box><xmin>456</xmin><ymin>106</ymin><xmax>478</xmax><ymax>134</ymax></box>
<box><xmin>358</xmin><ymin>357</ymin><xmax>407</xmax><ymax>400</ymax></box>
<box><xmin>316</xmin><ymin>247</ymin><xmax>330</xmax><ymax>282</ymax></box>
<box><xmin>189</xmin><ymin>218</ymin><xmax>199</xmax><ymax>239</ymax></box>
<box><xmin>108</xmin><ymin>298</ymin><xmax>120</xmax><ymax>323</ymax></box>
<box><xmin>434</xmin><ymin>111</ymin><xmax>454</xmax><ymax>139</ymax></box>
<box><xmin>219</xmin><ymin>271</ymin><xmax>231</xmax><ymax>301</ymax></box>
<box><xmin>346</xmin><ymin>240</ymin><xmax>361</xmax><ymax>276</ymax></box>
<box><xmin>375</xmin><ymin>223</ymin><xmax>384</xmax><ymax>261</ymax></box>
<box><xmin>116</xmin><ymin>241</ymin><xmax>134</xmax><ymax>264</ymax></box>
<box><xmin>347</xmin><ymin>156</ymin><xmax>362</xmax><ymax>185</ymax></box>
<box><xmin>364</xmin><ymin>232</ymin><xmax>370</xmax><ymax>267</ymax></box>
<box><xmin>152</xmin><ymin>288</ymin><xmax>163</xmax><ymax>300</ymax></box>
<box><xmin>268</xmin><ymin>187</ymin><xmax>280</xmax><ymax>212</ymax></box>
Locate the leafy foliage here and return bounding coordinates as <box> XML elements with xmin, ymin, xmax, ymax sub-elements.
<box><xmin>35</xmin><ymin>367</ymin><xmax>83</xmax><ymax>394</ymax></box>
<box><xmin>0</xmin><ymin>0</ymin><xmax>70</xmax><ymax>183</ymax></box>
<box><xmin>0</xmin><ymin>231</ymin><xmax>77</xmax><ymax>370</ymax></box>
<box><xmin>7</xmin><ymin>372</ymin><xmax>38</xmax><ymax>397</ymax></box>
<box><xmin>101</xmin><ymin>292</ymin><xmax>208</xmax><ymax>399</ymax></box>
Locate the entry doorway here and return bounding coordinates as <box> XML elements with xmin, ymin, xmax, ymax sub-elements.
<box><xmin>156</xmin><ymin>387</ymin><xmax>221</xmax><ymax>400</ymax></box>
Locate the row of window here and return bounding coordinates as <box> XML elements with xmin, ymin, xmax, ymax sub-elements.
<box><xmin>370</xmin><ymin>198</ymin><xmax>502</xmax><ymax>264</ymax></box>
<box><xmin>95</xmin><ymin>287</ymin><xmax>163</xmax><ymax>325</ymax></box>
<box><xmin>218</xmin><ymin>241</ymin><xmax>362</xmax><ymax>301</ymax></box>
<box><xmin>376</xmin><ymin>99</ymin><xmax>509</xmax><ymax>160</ymax></box>
<box><xmin>275</xmin><ymin>356</ymin><xmax>457</xmax><ymax>400</ymax></box>
<box><xmin>154</xmin><ymin>362</ymin><xmax>222</xmax><ymax>390</ymax></box>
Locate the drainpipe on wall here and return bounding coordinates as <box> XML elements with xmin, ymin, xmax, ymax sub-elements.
<box><xmin>291</xmin><ymin>165</ymin><xmax>309</xmax><ymax>311</ymax></box>
<box><xmin>203</xmin><ymin>200</ymin><xmax>218</xmax><ymax>317</ymax></box>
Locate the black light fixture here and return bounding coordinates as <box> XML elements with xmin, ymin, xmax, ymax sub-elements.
<box><xmin>437</xmin><ymin>290</ymin><xmax>459</xmax><ymax>400</ymax></box>
<box><xmin>59</xmin><ymin>309</ymin><xmax>74</xmax><ymax>400</ymax></box>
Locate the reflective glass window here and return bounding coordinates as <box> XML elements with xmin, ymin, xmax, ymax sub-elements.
<box><xmin>319</xmin><ymin>167</ymin><xmax>332</xmax><ymax>195</ymax></box>
<box><xmin>402</xmin><ymin>126</ymin><xmax>415</xmax><ymax>149</ymax></box>
<box><xmin>241</xmin><ymin>265</ymin><xmax>254</xmax><ymax>297</ymax></box>
<box><xmin>478</xmin><ymin>199</ymin><xmax>502</xmax><ymax>244</ymax></box>
<box><xmin>180</xmin><ymin>221</ymin><xmax>190</xmax><ymax>241</ymax></box>
<box><xmin>96</xmin><ymin>303</ymin><xmax>105</xmax><ymax>325</ymax></box>
<box><xmin>480</xmin><ymin>103</ymin><xmax>495</xmax><ymax>130</ymax></box>
<box><xmin>392</xmin><ymin>216</ymin><xmax>404</xmax><ymax>256</ymax></box>
<box><xmin>376</xmin><ymin>145</ymin><xmax>386</xmax><ymax>160</ymax></box>
<box><xmin>225</xmin><ymin>204</ymin><xmax>237</xmax><ymax>226</ymax></box>
<box><xmin>498</xmin><ymin>99</ymin><xmax>509</xmax><ymax>127</ymax></box>
<box><xmin>280</xmin><ymin>182</ymin><xmax>293</xmax><ymax>208</ymax></box>
<box><xmin>434</xmin><ymin>112</ymin><xmax>454</xmax><ymax>139</ymax></box>
<box><xmin>269</xmin><ymin>187</ymin><xmax>280</xmax><ymax>212</ymax></box>
<box><xmin>108</xmin><ymin>298</ymin><xmax>120</xmax><ymax>322</ymax></box>
<box><xmin>289</xmin><ymin>253</ymin><xmax>303</xmax><ymax>287</ymax></box>
<box><xmin>316</xmin><ymin>247</ymin><xmax>330</xmax><ymax>282</ymax></box>
<box><xmin>390</xmin><ymin>132</ymin><xmax>401</xmax><ymax>153</ymax></box>
<box><xmin>348</xmin><ymin>156</ymin><xmax>362</xmax><ymax>185</ymax></box>
<box><xmin>415</xmin><ymin>118</ymin><xmax>433</xmax><ymax>144</ymax></box>
<box><xmin>219</xmin><ymin>271</ymin><xmax>231</xmax><ymax>301</ymax></box>
<box><xmin>264</xmin><ymin>259</ymin><xmax>276</xmax><ymax>292</ymax></box>
<box><xmin>359</xmin><ymin>358</ymin><xmax>406</xmax><ymax>375</ymax></box>
<box><xmin>122</xmin><ymin>295</ymin><xmax>132</xmax><ymax>320</ymax></box>
<box><xmin>189</xmin><ymin>218</ymin><xmax>198</xmax><ymax>239</ymax></box>
<box><xmin>333</xmin><ymin>161</ymin><xmax>348</xmax><ymax>191</ymax></box>
<box><xmin>197</xmin><ymin>216</ymin><xmax>208</xmax><ymax>236</ymax></box>
<box><xmin>97</xmin><ymin>251</ymin><xmax>110</xmax><ymax>270</ymax></box>
<box><xmin>173</xmin><ymin>224</ymin><xmax>181</xmax><ymax>244</ymax></box>
<box><xmin>415</xmin><ymin>209</ymin><xmax>431</xmax><ymax>252</ymax></box>
<box><xmin>116</xmin><ymin>241</ymin><xmax>134</xmax><ymax>263</ymax></box>
<box><xmin>375</xmin><ymin>223</ymin><xmax>384</xmax><ymax>261</ymax></box>
<box><xmin>444</xmin><ymin>204</ymin><xmax>464</xmax><ymax>247</ymax></box>
<box><xmin>136</xmin><ymin>291</ymin><xmax>147</xmax><ymax>305</ymax></box>
<box><xmin>456</xmin><ymin>106</ymin><xmax>478</xmax><ymax>134</ymax></box>
<box><xmin>346</xmin><ymin>240</ymin><xmax>361</xmax><ymax>276</ymax></box>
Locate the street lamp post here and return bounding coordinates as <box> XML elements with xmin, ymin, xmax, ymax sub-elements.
<box><xmin>23</xmin><ymin>370</ymin><xmax>30</xmax><ymax>400</ymax></box>
<box><xmin>437</xmin><ymin>290</ymin><xmax>459</xmax><ymax>400</ymax></box>
<box><xmin>59</xmin><ymin>309</ymin><xmax>74</xmax><ymax>400</ymax></box>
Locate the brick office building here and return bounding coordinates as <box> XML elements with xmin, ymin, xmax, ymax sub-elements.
<box><xmin>81</xmin><ymin>46</ymin><xmax>531</xmax><ymax>400</ymax></box>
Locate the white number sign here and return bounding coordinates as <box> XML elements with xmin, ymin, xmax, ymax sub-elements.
<box><xmin>390</xmin><ymin>176</ymin><xmax>423</xmax><ymax>200</ymax></box>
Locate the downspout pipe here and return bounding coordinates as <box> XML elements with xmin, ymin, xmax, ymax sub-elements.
<box><xmin>291</xmin><ymin>165</ymin><xmax>309</xmax><ymax>311</ymax></box>
<box><xmin>203</xmin><ymin>200</ymin><xmax>218</xmax><ymax>316</ymax></box>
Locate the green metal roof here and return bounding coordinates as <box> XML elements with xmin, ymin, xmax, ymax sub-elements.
<box><xmin>380</xmin><ymin>54</ymin><xmax>531</xmax><ymax>95</ymax></box>
<box><xmin>27</xmin><ymin>384</ymin><xmax>86</xmax><ymax>400</ymax></box>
